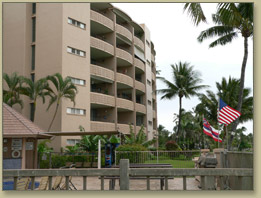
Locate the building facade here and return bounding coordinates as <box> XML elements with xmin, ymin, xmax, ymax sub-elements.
<box><xmin>3</xmin><ymin>3</ymin><xmax>157</xmax><ymax>151</ymax></box>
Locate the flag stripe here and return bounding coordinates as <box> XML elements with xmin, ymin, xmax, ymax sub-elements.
<box><xmin>222</xmin><ymin>108</ymin><xmax>238</xmax><ymax>120</ymax></box>
<box><xmin>218</xmin><ymin>98</ymin><xmax>241</xmax><ymax>125</ymax></box>
<box><xmin>219</xmin><ymin>111</ymin><xmax>234</xmax><ymax>122</ymax></box>
<box><xmin>225</xmin><ymin>106</ymin><xmax>241</xmax><ymax>117</ymax></box>
<box><xmin>203</xmin><ymin>118</ymin><xmax>222</xmax><ymax>143</ymax></box>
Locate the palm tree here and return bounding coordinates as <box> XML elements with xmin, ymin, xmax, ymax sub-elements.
<box><xmin>157</xmin><ymin>62</ymin><xmax>208</xmax><ymax>136</ymax></box>
<box><xmin>3</xmin><ymin>72</ymin><xmax>25</xmax><ymax>108</ymax></box>
<box><xmin>197</xmin><ymin>3</ymin><xmax>253</xmax><ymax>132</ymax></box>
<box><xmin>183</xmin><ymin>3</ymin><xmax>207</xmax><ymax>26</ymax></box>
<box><xmin>46</xmin><ymin>73</ymin><xmax>78</xmax><ymax>131</ymax></box>
<box><xmin>21</xmin><ymin>77</ymin><xmax>52</xmax><ymax>121</ymax></box>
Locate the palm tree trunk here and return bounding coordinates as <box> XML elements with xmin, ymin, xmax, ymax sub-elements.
<box><xmin>230</xmin><ymin>36</ymin><xmax>249</xmax><ymax>148</ymax></box>
<box><xmin>178</xmin><ymin>96</ymin><xmax>182</xmax><ymax>137</ymax></box>
<box><xmin>32</xmin><ymin>101</ymin><xmax>36</xmax><ymax>122</ymax></box>
<box><xmin>48</xmin><ymin>103</ymin><xmax>59</xmax><ymax>132</ymax></box>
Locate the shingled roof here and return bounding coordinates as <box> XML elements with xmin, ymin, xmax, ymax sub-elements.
<box><xmin>3</xmin><ymin>103</ymin><xmax>51</xmax><ymax>139</ymax></box>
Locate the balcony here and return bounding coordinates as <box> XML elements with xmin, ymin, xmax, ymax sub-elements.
<box><xmin>117</xmin><ymin>98</ymin><xmax>134</xmax><ymax>111</ymax></box>
<box><xmin>91</xmin><ymin>121</ymin><xmax>116</xmax><ymax>132</ymax></box>
<box><xmin>117</xmin><ymin>73</ymin><xmax>133</xmax><ymax>88</ymax></box>
<box><xmin>116</xmin><ymin>48</ymin><xmax>133</xmax><ymax>65</ymax></box>
<box><xmin>151</xmin><ymin>72</ymin><xmax>156</xmax><ymax>82</ymax></box>
<box><xmin>152</xmin><ymin>92</ymin><xmax>156</xmax><ymax>100</ymax></box>
<box><xmin>117</xmin><ymin>123</ymin><xmax>132</xmax><ymax>134</ymax></box>
<box><xmin>135</xmin><ymin>80</ymin><xmax>145</xmax><ymax>93</ymax></box>
<box><xmin>91</xmin><ymin>37</ymin><xmax>114</xmax><ymax>58</ymax></box>
<box><xmin>134</xmin><ymin>36</ymin><xmax>144</xmax><ymax>51</ymax></box>
<box><xmin>134</xmin><ymin>58</ymin><xmax>145</xmax><ymax>72</ymax></box>
<box><xmin>90</xmin><ymin>92</ymin><xmax>115</xmax><ymax>107</ymax></box>
<box><xmin>135</xmin><ymin>103</ymin><xmax>146</xmax><ymax>114</ymax></box>
<box><xmin>90</xmin><ymin>10</ymin><xmax>114</xmax><ymax>32</ymax></box>
<box><xmin>90</xmin><ymin>64</ymin><xmax>114</xmax><ymax>83</ymax></box>
<box><xmin>116</xmin><ymin>24</ymin><xmax>132</xmax><ymax>42</ymax></box>
<box><xmin>151</xmin><ymin>54</ymin><xmax>155</xmax><ymax>63</ymax></box>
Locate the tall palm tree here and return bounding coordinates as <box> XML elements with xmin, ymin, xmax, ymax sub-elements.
<box><xmin>21</xmin><ymin>77</ymin><xmax>52</xmax><ymax>121</ymax></box>
<box><xmin>47</xmin><ymin>73</ymin><xmax>77</xmax><ymax>131</ymax></box>
<box><xmin>3</xmin><ymin>72</ymin><xmax>25</xmax><ymax>108</ymax></box>
<box><xmin>183</xmin><ymin>3</ymin><xmax>207</xmax><ymax>26</ymax></box>
<box><xmin>157</xmin><ymin>62</ymin><xmax>208</xmax><ymax>136</ymax></box>
<box><xmin>197</xmin><ymin>3</ymin><xmax>253</xmax><ymax>133</ymax></box>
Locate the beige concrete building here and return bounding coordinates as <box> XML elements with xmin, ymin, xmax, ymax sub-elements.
<box><xmin>3</xmin><ymin>3</ymin><xmax>157</xmax><ymax>151</ymax></box>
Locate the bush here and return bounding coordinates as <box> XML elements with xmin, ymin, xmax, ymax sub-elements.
<box><xmin>116</xmin><ymin>144</ymin><xmax>148</xmax><ymax>163</ymax></box>
<box><xmin>165</xmin><ymin>141</ymin><xmax>181</xmax><ymax>151</ymax></box>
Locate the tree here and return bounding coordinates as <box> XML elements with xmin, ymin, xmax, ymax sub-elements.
<box><xmin>183</xmin><ymin>3</ymin><xmax>207</xmax><ymax>26</ymax></box>
<box><xmin>197</xmin><ymin>3</ymin><xmax>253</xmax><ymax>133</ymax></box>
<box><xmin>46</xmin><ymin>73</ymin><xmax>78</xmax><ymax>131</ymax></box>
<box><xmin>157</xmin><ymin>125</ymin><xmax>170</xmax><ymax>149</ymax></box>
<box><xmin>21</xmin><ymin>77</ymin><xmax>52</xmax><ymax>121</ymax></box>
<box><xmin>3</xmin><ymin>72</ymin><xmax>25</xmax><ymax>108</ymax></box>
<box><xmin>157</xmin><ymin>62</ymin><xmax>208</xmax><ymax>137</ymax></box>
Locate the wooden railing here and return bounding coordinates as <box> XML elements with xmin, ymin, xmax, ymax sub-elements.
<box><xmin>3</xmin><ymin>159</ymin><xmax>253</xmax><ymax>190</ymax></box>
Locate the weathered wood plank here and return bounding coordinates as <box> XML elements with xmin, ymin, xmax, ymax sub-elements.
<box><xmin>120</xmin><ymin>159</ymin><xmax>129</xmax><ymax>190</ymax></box>
<box><xmin>183</xmin><ymin>176</ymin><xmax>186</xmax><ymax>190</ymax></box>
<box><xmin>83</xmin><ymin>176</ymin><xmax>87</xmax><ymax>190</ymax></box>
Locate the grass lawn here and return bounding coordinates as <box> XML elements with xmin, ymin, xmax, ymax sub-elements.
<box><xmin>144</xmin><ymin>159</ymin><xmax>195</xmax><ymax>168</ymax></box>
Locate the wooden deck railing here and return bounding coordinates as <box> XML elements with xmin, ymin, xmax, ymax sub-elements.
<box><xmin>3</xmin><ymin>159</ymin><xmax>253</xmax><ymax>190</ymax></box>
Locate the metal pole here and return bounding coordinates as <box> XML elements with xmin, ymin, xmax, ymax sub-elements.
<box><xmin>98</xmin><ymin>139</ymin><xmax>101</xmax><ymax>169</ymax></box>
<box><xmin>157</xmin><ymin>150</ymin><xmax>159</xmax><ymax>164</ymax></box>
<box><xmin>218</xmin><ymin>97</ymin><xmax>220</xmax><ymax>148</ymax></box>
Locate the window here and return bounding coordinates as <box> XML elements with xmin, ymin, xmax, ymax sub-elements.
<box><xmin>148</xmin><ymin>100</ymin><xmax>152</xmax><ymax>105</ymax></box>
<box><xmin>31</xmin><ymin>73</ymin><xmax>35</xmax><ymax>82</ymax></box>
<box><xmin>30</xmin><ymin>103</ymin><xmax>35</xmax><ymax>121</ymax></box>
<box><xmin>67</xmin><ymin>139</ymin><xmax>80</xmax><ymax>146</ymax></box>
<box><xmin>136</xmin><ymin>115</ymin><xmax>144</xmax><ymax>126</ymax></box>
<box><xmin>148</xmin><ymin>121</ymin><xmax>152</xmax><ymax>126</ymax></box>
<box><xmin>31</xmin><ymin>45</ymin><xmax>35</xmax><ymax>70</ymax></box>
<box><xmin>68</xmin><ymin>17</ymin><xmax>86</xmax><ymax>29</ymax></box>
<box><xmin>146</xmin><ymin>40</ymin><xmax>150</xmax><ymax>47</ymax></box>
<box><xmin>32</xmin><ymin>3</ymin><xmax>36</xmax><ymax>14</ymax></box>
<box><xmin>67</xmin><ymin>108</ymin><xmax>86</xmax><ymax>115</ymax></box>
<box><xmin>32</xmin><ymin>17</ymin><xmax>36</xmax><ymax>42</ymax></box>
<box><xmin>67</xmin><ymin>47</ymin><xmax>86</xmax><ymax>57</ymax></box>
<box><xmin>147</xmin><ymin>79</ymin><xmax>151</xmax><ymax>86</ymax></box>
<box><xmin>70</xmin><ymin>77</ymin><xmax>85</xmax><ymax>86</ymax></box>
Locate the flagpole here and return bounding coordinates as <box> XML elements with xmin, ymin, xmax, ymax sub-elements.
<box><xmin>217</xmin><ymin>98</ymin><xmax>220</xmax><ymax>148</ymax></box>
<box><xmin>202</xmin><ymin>114</ymin><xmax>205</xmax><ymax>149</ymax></box>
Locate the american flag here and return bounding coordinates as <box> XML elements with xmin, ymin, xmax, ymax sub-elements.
<box><xmin>203</xmin><ymin>118</ymin><xmax>222</xmax><ymax>142</ymax></box>
<box><xmin>218</xmin><ymin>98</ymin><xmax>241</xmax><ymax>126</ymax></box>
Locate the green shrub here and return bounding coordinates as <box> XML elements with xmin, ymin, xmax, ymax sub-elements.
<box><xmin>116</xmin><ymin>144</ymin><xmax>148</xmax><ymax>163</ymax></box>
<box><xmin>165</xmin><ymin>141</ymin><xmax>181</xmax><ymax>151</ymax></box>
<box><xmin>51</xmin><ymin>154</ymin><xmax>67</xmax><ymax>168</ymax></box>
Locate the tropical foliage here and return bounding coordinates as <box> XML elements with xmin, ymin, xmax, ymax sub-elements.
<box><xmin>46</xmin><ymin>73</ymin><xmax>78</xmax><ymax>131</ymax></box>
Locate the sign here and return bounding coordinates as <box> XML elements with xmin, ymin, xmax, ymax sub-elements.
<box><xmin>12</xmin><ymin>139</ymin><xmax>22</xmax><ymax>150</ymax></box>
<box><xmin>26</xmin><ymin>142</ymin><xmax>34</xmax><ymax>150</ymax></box>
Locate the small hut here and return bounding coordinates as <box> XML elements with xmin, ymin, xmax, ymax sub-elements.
<box><xmin>3</xmin><ymin>103</ymin><xmax>51</xmax><ymax>169</ymax></box>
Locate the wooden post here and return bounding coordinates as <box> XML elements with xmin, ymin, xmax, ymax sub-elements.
<box><xmin>165</xmin><ymin>176</ymin><xmax>168</xmax><ymax>190</ymax></box>
<box><xmin>65</xmin><ymin>176</ymin><xmax>69</xmax><ymax>190</ymax></box>
<box><xmin>119</xmin><ymin>159</ymin><xmax>129</xmax><ymax>190</ymax></box>
<box><xmin>48</xmin><ymin>176</ymin><xmax>52</xmax><ymax>190</ymax></box>
<box><xmin>201</xmin><ymin>176</ymin><xmax>205</xmax><ymax>190</ymax></box>
<box><xmin>83</xmin><ymin>176</ymin><xmax>87</xmax><ymax>190</ymax></box>
<box><xmin>98</xmin><ymin>139</ymin><xmax>101</xmax><ymax>169</ymax></box>
<box><xmin>49</xmin><ymin>152</ymin><xmax>52</xmax><ymax>169</ymax></box>
<box><xmin>183</xmin><ymin>176</ymin><xmax>187</xmax><ymax>190</ymax></box>
<box><xmin>146</xmin><ymin>176</ymin><xmax>150</xmax><ymax>190</ymax></box>
<box><xmin>14</xmin><ymin>177</ymin><xmax>18</xmax><ymax>190</ymax></box>
<box><xmin>31</xmin><ymin>176</ymin><xmax>35</xmax><ymax>190</ymax></box>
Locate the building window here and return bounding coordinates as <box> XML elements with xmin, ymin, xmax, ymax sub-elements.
<box><xmin>31</xmin><ymin>73</ymin><xmax>35</xmax><ymax>82</ymax></box>
<box><xmin>147</xmin><ymin>79</ymin><xmax>151</xmax><ymax>86</ymax></box>
<box><xmin>70</xmin><ymin>77</ymin><xmax>85</xmax><ymax>86</ymax></box>
<box><xmin>67</xmin><ymin>108</ymin><xmax>86</xmax><ymax>115</ymax></box>
<box><xmin>32</xmin><ymin>3</ymin><xmax>36</xmax><ymax>14</ymax></box>
<box><xmin>146</xmin><ymin>40</ymin><xmax>150</xmax><ymax>47</ymax></box>
<box><xmin>67</xmin><ymin>47</ymin><xmax>86</xmax><ymax>57</ymax></box>
<box><xmin>148</xmin><ymin>100</ymin><xmax>152</xmax><ymax>106</ymax></box>
<box><xmin>67</xmin><ymin>139</ymin><xmax>80</xmax><ymax>146</ymax></box>
<box><xmin>32</xmin><ymin>17</ymin><xmax>36</xmax><ymax>42</ymax></box>
<box><xmin>30</xmin><ymin>103</ymin><xmax>35</xmax><ymax>121</ymax></box>
<box><xmin>148</xmin><ymin>121</ymin><xmax>152</xmax><ymax>126</ymax></box>
<box><xmin>31</xmin><ymin>45</ymin><xmax>35</xmax><ymax>70</ymax></box>
<box><xmin>136</xmin><ymin>115</ymin><xmax>144</xmax><ymax>126</ymax></box>
<box><xmin>68</xmin><ymin>17</ymin><xmax>86</xmax><ymax>29</ymax></box>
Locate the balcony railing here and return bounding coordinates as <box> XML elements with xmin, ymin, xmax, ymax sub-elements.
<box><xmin>90</xmin><ymin>92</ymin><xmax>115</xmax><ymax>107</ymax></box>
<box><xmin>117</xmin><ymin>98</ymin><xmax>134</xmax><ymax>111</ymax></box>
<box><xmin>116</xmin><ymin>48</ymin><xmax>133</xmax><ymax>65</ymax></box>
<box><xmin>91</xmin><ymin>37</ymin><xmax>114</xmax><ymax>56</ymax></box>
<box><xmin>135</xmin><ymin>103</ymin><xmax>146</xmax><ymax>114</ymax></box>
<box><xmin>117</xmin><ymin>123</ymin><xmax>132</xmax><ymax>134</ymax></box>
<box><xmin>134</xmin><ymin>36</ymin><xmax>145</xmax><ymax>51</ymax></box>
<box><xmin>135</xmin><ymin>80</ymin><xmax>145</xmax><ymax>93</ymax></box>
<box><xmin>91</xmin><ymin>121</ymin><xmax>116</xmax><ymax>132</ymax></box>
<box><xmin>90</xmin><ymin>10</ymin><xmax>114</xmax><ymax>31</ymax></box>
<box><xmin>90</xmin><ymin>64</ymin><xmax>114</xmax><ymax>82</ymax></box>
<box><xmin>117</xmin><ymin>73</ymin><xmax>133</xmax><ymax>87</ymax></box>
<box><xmin>116</xmin><ymin>24</ymin><xmax>132</xmax><ymax>42</ymax></box>
<box><xmin>134</xmin><ymin>58</ymin><xmax>145</xmax><ymax>72</ymax></box>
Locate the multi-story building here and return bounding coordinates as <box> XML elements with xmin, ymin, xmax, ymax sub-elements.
<box><xmin>3</xmin><ymin>3</ymin><xmax>157</xmax><ymax>151</ymax></box>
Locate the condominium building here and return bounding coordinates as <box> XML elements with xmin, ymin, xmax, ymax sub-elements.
<box><xmin>3</xmin><ymin>3</ymin><xmax>157</xmax><ymax>151</ymax></box>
